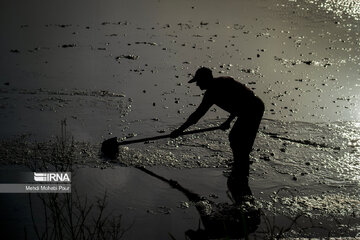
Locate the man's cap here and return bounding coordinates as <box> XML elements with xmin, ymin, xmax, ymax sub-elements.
<box><xmin>188</xmin><ymin>67</ymin><xmax>213</xmax><ymax>83</ymax></box>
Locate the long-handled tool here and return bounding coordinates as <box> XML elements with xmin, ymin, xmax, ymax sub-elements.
<box><xmin>101</xmin><ymin>126</ymin><xmax>222</xmax><ymax>158</ymax></box>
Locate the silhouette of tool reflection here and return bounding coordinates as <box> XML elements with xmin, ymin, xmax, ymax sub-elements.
<box><xmin>135</xmin><ymin>166</ymin><xmax>260</xmax><ymax>239</ymax></box>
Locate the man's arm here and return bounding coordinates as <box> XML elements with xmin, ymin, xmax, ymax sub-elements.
<box><xmin>170</xmin><ymin>96</ymin><xmax>213</xmax><ymax>138</ymax></box>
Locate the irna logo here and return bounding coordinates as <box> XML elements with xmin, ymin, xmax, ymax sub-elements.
<box><xmin>34</xmin><ymin>172</ymin><xmax>71</xmax><ymax>182</ymax></box>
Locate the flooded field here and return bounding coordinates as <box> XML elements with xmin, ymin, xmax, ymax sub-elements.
<box><xmin>1</xmin><ymin>0</ymin><xmax>359</xmax><ymax>140</ymax></box>
<box><xmin>0</xmin><ymin>0</ymin><xmax>359</xmax><ymax>239</ymax></box>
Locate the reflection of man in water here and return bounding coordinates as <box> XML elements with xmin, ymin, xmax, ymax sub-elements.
<box><xmin>171</xmin><ymin>67</ymin><xmax>264</xmax><ymax>184</ymax></box>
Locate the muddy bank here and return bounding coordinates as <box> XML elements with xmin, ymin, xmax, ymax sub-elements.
<box><xmin>1</xmin><ymin>119</ymin><xmax>358</xmax><ymax>169</ymax></box>
<box><xmin>1</xmin><ymin>119</ymin><xmax>359</xmax><ymax>187</ymax></box>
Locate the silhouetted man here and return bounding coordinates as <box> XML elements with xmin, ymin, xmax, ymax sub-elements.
<box><xmin>171</xmin><ymin>67</ymin><xmax>264</xmax><ymax>183</ymax></box>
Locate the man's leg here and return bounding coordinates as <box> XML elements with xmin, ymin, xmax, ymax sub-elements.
<box><xmin>229</xmin><ymin>97</ymin><xmax>264</xmax><ymax>171</ymax></box>
<box><xmin>229</xmin><ymin>118</ymin><xmax>252</xmax><ymax>178</ymax></box>
<box><xmin>227</xmin><ymin>97</ymin><xmax>264</xmax><ymax>186</ymax></box>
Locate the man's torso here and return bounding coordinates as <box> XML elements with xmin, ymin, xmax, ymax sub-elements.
<box><xmin>204</xmin><ymin>77</ymin><xmax>256</xmax><ymax>115</ymax></box>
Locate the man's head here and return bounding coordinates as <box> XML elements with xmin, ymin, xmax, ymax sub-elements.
<box><xmin>188</xmin><ymin>67</ymin><xmax>213</xmax><ymax>90</ymax></box>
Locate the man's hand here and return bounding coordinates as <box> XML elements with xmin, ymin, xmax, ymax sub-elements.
<box><xmin>220</xmin><ymin>114</ymin><xmax>235</xmax><ymax>131</ymax></box>
<box><xmin>170</xmin><ymin>128</ymin><xmax>183</xmax><ymax>138</ymax></box>
<box><xmin>219</xmin><ymin>121</ymin><xmax>231</xmax><ymax>131</ymax></box>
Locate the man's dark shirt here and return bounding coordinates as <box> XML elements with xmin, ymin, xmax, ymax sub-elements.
<box><xmin>190</xmin><ymin>77</ymin><xmax>255</xmax><ymax>124</ymax></box>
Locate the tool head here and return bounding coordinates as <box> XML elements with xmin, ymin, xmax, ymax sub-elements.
<box><xmin>101</xmin><ymin>137</ymin><xmax>119</xmax><ymax>159</ymax></box>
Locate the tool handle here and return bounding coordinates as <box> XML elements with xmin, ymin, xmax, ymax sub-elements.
<box><xmin>118</xmin><ymin>126</ymin><xmax>221</xmax><ymax>146</ymax></box>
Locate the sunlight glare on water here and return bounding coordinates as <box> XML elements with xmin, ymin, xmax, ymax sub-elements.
<box><xmin>304</xmin><ymin>0</ymin><xmax>360</xmax><ymax>20</ymax></box>
<box><xmin>338</xmin><ymin>122</ymin><xmax>360</xmax><ymax>183</ymax></box>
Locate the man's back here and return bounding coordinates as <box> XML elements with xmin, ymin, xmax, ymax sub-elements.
<box><xmin>204</xmin><ymin>77</ymin><xmax>255</xmax><ymax>116</ymax></box>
